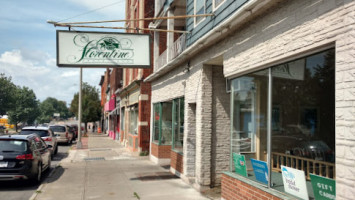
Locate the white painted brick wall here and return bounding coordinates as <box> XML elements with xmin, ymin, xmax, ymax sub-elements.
<box><xmin>211</xmin><ymin>66</ymin><xmax>230</xmax><ymax>186</ymax></box>
<box><xmin>150</xmin><ymin>0</ymin><xmax>355</xmax><ymax>195</ymax></box>
<box><xmin>220</xmin><ymin>0</ymin><xmax>355</xmax><ymax>198</ymax></box>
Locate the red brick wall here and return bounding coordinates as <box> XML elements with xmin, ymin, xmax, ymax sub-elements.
<box><xmin>221</xmin><ymin>174</ymin><xmax>282</xmax><ymax>200</ymax></box>
<box><xmin>170</xmin><ymin>151</ymin><xmax>183</xmax><ymax>174</ymax></box>
<box><xmin>151</xmin><ymin>143</ymin><xmax>171</xmax><ymax>158</ymax></box>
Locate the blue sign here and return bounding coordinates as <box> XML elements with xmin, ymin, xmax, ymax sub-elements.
<box><xmin>251</xmin><ymin>159</ymin><xmax>268</xmax><ymax>184</ymax></box>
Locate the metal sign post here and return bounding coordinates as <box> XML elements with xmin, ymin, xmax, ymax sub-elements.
<box><xmin>77</xmin><ymin>67</ymin><xmax>83</xmax><ymax>149</ymax></box>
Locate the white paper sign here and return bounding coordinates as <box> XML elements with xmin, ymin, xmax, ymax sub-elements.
<box><xmin>281</xmin><ymin>166</ymin><xmax>309</xmax><ymax>200</ymax></box>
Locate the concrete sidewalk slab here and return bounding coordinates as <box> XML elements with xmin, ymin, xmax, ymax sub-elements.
<box><xmin>32</xmin><ymin>134</ymin><xmax>211</xmax><ymax>200</ymax></box>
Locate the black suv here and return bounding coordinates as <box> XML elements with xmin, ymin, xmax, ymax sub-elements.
<box><xmin>0</xmin><ymin>134</ymin><xmax>51</xmax><ymax>183</ymax></box>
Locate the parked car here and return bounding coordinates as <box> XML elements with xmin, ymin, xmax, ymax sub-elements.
<box><xmin>19</xmin><ymin>126</ymin><xmax>58</xmax><ymax>157</ymax></box>
<box><xmin>68</xmin><ymin>125</ymin><xmax>77</xmax><ymax>140</ymax></box>
<box><xmin>0</xmin><ymin>134</ymin><xmax>51</xmax><ymax>182</ymax></box>
<box><xmin>49</xmin><ymin>125</ymin><xmax>73</xmax><ymax>145</ymax></box>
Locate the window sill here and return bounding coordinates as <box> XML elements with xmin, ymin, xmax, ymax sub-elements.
<box><xmin>152</xmin><ymin>142</ymin><xmax>172</xmax><ymax>146</ymax></box>
<box><xmin>171</xmin><ymin>149</ymin><xmax>183</xmax><ymax>155</ymax></box>
<box><xmin>223</xmin><ymin>171</ymin><xmax>295</xmax><ymax>200</ymax></box>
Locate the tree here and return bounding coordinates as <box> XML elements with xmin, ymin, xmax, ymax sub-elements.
<box><xmin>0</xmin><ymin>74</ymin><xmax>17</xmax><ymax>115</ymax></box>
<box><xmin>38</xmin><ymin>97</ymin><xmax>72</xmax><ymax>123</ymax></box>
<box><xmin>8</xmin><ymin>86</ymin><xmax>40</xmax><ymax>131</ymax></box>
<box><xmin>70</xmin><ymin>82</ymin><xmax>101</xmax><ymax>133</ymax></box>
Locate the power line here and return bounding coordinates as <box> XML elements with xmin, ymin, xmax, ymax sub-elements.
<box><xmin>57</xmin><ymin>1</ymin><xmax>125</xmax><ymax>23</ymax></box>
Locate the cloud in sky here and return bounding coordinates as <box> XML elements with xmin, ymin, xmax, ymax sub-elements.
<box><xmin>0</xmin><ymin>0</ymin><xmax>124</xmax><ymax>106</ymax></box>
<box><xmin>0</xmin><ymin>49</ymin><xmax>105</xmax><ymax>105</ymax></box>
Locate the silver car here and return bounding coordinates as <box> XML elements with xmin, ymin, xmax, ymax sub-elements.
<box><xmin>49</xmin><ymin>125</ymin><xmax>73</xmax><ymax>144</ymax></box>
<box><xmin>20</xmin><ymin>126</ymin><xmax>58</xmax><ymax>157</ymax></box>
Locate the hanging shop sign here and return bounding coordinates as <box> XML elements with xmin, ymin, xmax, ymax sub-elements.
<box><xmin>250</xmin><ymin>159</ymin><xmax>268</xmax><ymax>184</ymax></box>
<box><xmin>281</xmin><ymin>166</ymin><xmax>309</xmax><ymax>200</ymax></box>
<box><xmin>232</xmin><ymin>153</ymin><xmax>248</xmax><ymax>177</ymax></box>
<box><xmin>56</xmin><ymin>30</ymin><xmax>151</xmax><ymax>68</ymax></box>
<box><xmin>310</xmin><ymin>174</ymin><xmax>335</xmax><ymax>200</ymax></box>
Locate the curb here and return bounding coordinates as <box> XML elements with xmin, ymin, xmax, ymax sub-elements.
<box><xmin>29</xmin><ymin>182</ymin><xmax>45</xmax><ymax>200</ymax></box>
<box><xmin>29</xmin><ymin>163</ymin><xmax>62</xmax><ymax>200</ymax></box>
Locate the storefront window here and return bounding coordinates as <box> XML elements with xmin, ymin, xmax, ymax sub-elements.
<box><xmin>153</xmin><ymin>103</ymin><xmax>161</xmax><ymax>143</ymax></box>
<box><xmin>129</xmin><ymin>105</ymin><xmax>138</xmax><ymax>135</ymax></box>
<box><xmin>172</xmin><ymin>98</ymin><xmax>184</xmax><ymax>153</ymax></box>
<box><xmin>121</xmin><ymin>108</ymin><xmax>125</xmax><ymax>131</ymax></box>
<box><xmin>152</xmin><ymin>101</ymin><xmax>173</xmax><ymax>145</ymax></box>
<box><xmin>161</xmin><ymin>102</ymin><xmax>173</xmax><ymax>145</ymax></box>
<box><xmin>230</xmin><ymin>69</ymin><xmax>268</xmax><ymax>174</ymax></box>
<box><xmin>230</xmin><ymin>49</ymin><xmax>335</xmax><ymax>198</ymax></box>
<box><xmin>153</xmin><ymin>98</ymin><xmax>184</xmax><ymax>146</ymax></box>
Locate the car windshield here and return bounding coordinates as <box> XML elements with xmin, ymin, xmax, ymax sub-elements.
<box><xmin>20</xmin><ymin>130</ymin><xmax>50</xmax><ymax>137</ymax></box>
<box><xmin>0</xmin><ymin>140</ymin><xmax>27</xmax><ymax>152</ymax></box>
<box><xmin>50</xmin><ymin>126</ymin><xmax>66</xmax><ymax>132</ymax></box>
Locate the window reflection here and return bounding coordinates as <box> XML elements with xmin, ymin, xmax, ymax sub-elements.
<box><xmin>230</xmin><ymin>49</ymin><xmax>335</xmax><ymax>195</ymax></box>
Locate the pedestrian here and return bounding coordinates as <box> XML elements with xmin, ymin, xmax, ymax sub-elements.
<box><xmin>93</xmin><ymin>124</ymin><xmax>96</xmax><ymax>132</ymax></box>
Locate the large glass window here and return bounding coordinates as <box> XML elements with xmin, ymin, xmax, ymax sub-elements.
<box><xmin>129</xmin><ymin>105</ymin><xmax>138</xmax><ymax>135</ymax></box>
<box><xmin>231</xmin><ymin>69</ymin><xmax>268</xmax><ymax>170</ymax></box>
<box><xmin>153</xmin><ymin>98</ymin><xmax>184</xmax><ymax>147</ymax></box>
<box><xmin>153</xmin><ymin>103</ymin><xmax>161</xmax><ymax>143</ymax></box>
<box><xmin>230</xmin><ymin>49</ymin><xmax>335</xmax><ymax>198</ymax></box>
<box><xmin>121</xmin><ymin>108</ymin><xmax>125</xmax><ymax>131</ymax></box>
<box><xmin>161</xmin><ymin>102</ymin><xmax>173</xmax><ymax>145</ymax></box>
<box><xmin>152</xmin><ymin>101</ymin><xmax>173</xmax><ymax>145</ymax></box>
<box><xmin>172</xmin><ymin>98</ymin><xmax>184</xmax><ymax>153</ymax></box>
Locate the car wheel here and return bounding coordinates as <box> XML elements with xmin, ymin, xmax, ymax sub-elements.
<box><xmin>33</xmin><ymin>164</ymin><xmax>42</xmax><ymax>183</ymax></box>
<box><xmin>47</xmin><ymin>158</ymin><xmax>51</xmax><ymax>172</ymax></box>
<box><xmin>54</xmin><ymin>145</ymin><xmax>58</xmax><ymax>155</ymax></box>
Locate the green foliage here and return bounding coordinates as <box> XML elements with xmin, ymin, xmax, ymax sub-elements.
<box><xmin>7</xmin><ymin>86</ymin><xmax>40</xmax><ymax>130</ymax></box>
<box><xmin>0</xmin><ymin>73</ymin><xmax>17</xmax><ymax>115</ymax></box>
<box><xmin>37</xmin><ymin>97</ymin><xmax>72</xmax><ymax>123</ymax></box>
<box><xmin>70</xmin><ymin>82</ymin><xmax>101</xmax><ymax>124</ymax></box>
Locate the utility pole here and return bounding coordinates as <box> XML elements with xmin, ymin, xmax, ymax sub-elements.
<box><xmin>77</xmin><ymin>67</ymin><xmax>83</xmax><ymax>149</ymax></box>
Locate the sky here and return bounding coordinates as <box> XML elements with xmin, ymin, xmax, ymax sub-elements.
<box><xmin>0</xmin><ymin>0</ymin><xmax>126</xmax><ymax>106</ymax></box>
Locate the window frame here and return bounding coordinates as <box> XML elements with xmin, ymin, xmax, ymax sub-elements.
<box><xmin>212</xmin><ymin>0</ymin><xmax>225</xmax><ymax>11</ymax></box>
<box><xmin>172</xmin><ymin>98</ymin><xmax>184</xmax><ymax>154</ymax></box>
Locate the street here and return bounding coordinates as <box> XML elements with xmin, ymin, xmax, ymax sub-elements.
<box><xmin>0</xmin><ymin>144</ymin><xmax>71</xmax><ymax>200</ymax></box>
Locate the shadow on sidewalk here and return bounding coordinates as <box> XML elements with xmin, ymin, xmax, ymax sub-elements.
<box><xmin>45</xmin><ymin>165</ymin><xmax>66</xmax><ymax>184</ymax></box>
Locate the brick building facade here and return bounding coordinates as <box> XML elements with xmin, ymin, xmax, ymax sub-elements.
<box><xmin>119</xmin><ymin>0</ymin><xmax>154</xmax><ymax>152</ymax></box>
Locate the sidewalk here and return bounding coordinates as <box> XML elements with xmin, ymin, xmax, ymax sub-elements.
<box><xmin>31</xmin><ymin>133</ymin><xmax>210</xmax><ymax>200</ymax></box>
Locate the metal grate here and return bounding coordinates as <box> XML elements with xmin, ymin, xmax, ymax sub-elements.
<box><xmin>84</xmin><ymin>157</ymin><xmax>105</xmax><ymax>161</ymax></box>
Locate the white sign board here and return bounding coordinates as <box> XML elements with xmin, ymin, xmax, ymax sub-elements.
<box><xmin>281</xmin><ymin>166</ymin><xmax>309</xmax><ymax>200</ymax></box>
<box><xmin>254</xmin><ymin>59</ymin><xmax>305</xmax><ymax>80</ymax></box>
<box><xmin>57</xmin><ymin>30</ymin><xmax>151</xmax><ymax>68</ymax></box>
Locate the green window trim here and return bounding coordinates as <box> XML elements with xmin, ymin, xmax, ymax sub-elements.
<box><xmin>153</xmin><ymin>97</ymin><xmax>184</xmax><ymax>149</ymax></box>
